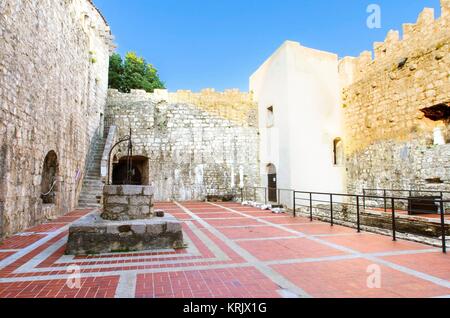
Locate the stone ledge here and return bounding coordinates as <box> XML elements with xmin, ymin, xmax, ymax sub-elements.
<box><xmin>66</xmin><ymin>212</ymin><xmax>184</xmax><ymax>255</ymax></box>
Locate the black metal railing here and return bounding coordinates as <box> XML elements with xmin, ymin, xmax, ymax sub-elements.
<box><xmin>363</xmin><ymin>188</ymin><xmax>450</xmax><ymax>213</ymax></box>
<box><xmin>243</xmin><ymin>186</ymin><xmax>448</xmax><ymax>253</ymax></box>
<box><xmin>242</xmin><ymin>187</ymin><xmax>295</xmax><ymax>206</ymax></box>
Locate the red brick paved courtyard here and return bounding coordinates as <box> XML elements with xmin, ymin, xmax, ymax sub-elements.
<box><xmin>0</xmin><ymin>202</ymin><xmax>448</xmax><ymax>298</ymax></box>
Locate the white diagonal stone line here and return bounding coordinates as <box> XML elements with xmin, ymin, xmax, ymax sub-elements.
<box><xmin>212</xmin><ymin>203</ymin><xmax>450</xmax><ymax>290</ymax></box>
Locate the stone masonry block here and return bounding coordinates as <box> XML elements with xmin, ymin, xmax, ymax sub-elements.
<box><xmin>103</xmin><ymin>185</ymin><xmax>119</xmax><ymax>195</ymax></box>
<box><xmin>121</xmin><ymin>185</ymin><xmax>144</xmax><ymax>196</ymax></box>
<box><xmin>129</xmin><ymin>196</ymin><xmax>151</xmax><ymax>206</ymax></box>
<box><xmin>66</xmin><ymin>213</ymin><xmax>185</xmax><ymax>255</ymax></box>
<box><xmin>166</xmin><ymin>222</ymin><xmax>182</xmax><ymax>233</ymax></box>
<box><xmin>107</xmin><ymin>196</ymin><xmax>129</xmax><ymax>205</ymax></box>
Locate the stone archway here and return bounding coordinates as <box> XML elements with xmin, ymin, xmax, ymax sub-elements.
<box><xmin>112</xmin><ymin>156</ymin><xmax>150</xmax><ymax>185</ymax></box>
<box><xmin>40</xmin><ymin>151</ymin><xmax>58</xmax><ymax>204</ymax></box>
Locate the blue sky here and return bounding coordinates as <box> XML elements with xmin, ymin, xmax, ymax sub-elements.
<box><xmin>93</xmin><ymin>0</ymin><xmax>441</xmax><ymax>91</ymax></box>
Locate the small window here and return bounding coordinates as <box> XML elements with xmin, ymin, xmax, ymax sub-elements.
<box><xmin>267</xmin><ymin>106</ymin><xmax>274</xmax><ymax>128</ymax></box>
<box><xmin>333</xmin><ymin>138</ymin><xmax>344</xmax><ymax>166</ymax></box>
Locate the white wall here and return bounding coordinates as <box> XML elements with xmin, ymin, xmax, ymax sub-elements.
<box><xmin>250</xmin><ymin>41</ymin><xmax>345</xmax><ymax>201</ymax></box>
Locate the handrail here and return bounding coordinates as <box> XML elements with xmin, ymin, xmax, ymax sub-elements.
<box><xmin>364</xmin><ymin>188</ymin><xmax>450</xmax><ymax>193</ymax></box>
<box><xmin>242</xmin><ymin>186</ymin><xmax>447</xmax><ymax>253</ymax></box>
<box><xmin>101</xmin><ymin>125</ymin><xmax>117</xmax><ymax>182</ymax></box>
<box><xmin>364</xmin><ymin>188</ymin><xmax>450</xmax><ymax>196</ymax></box>
<box><xmin>41</xmin><ymin>180</ymin><xmax>57</xmax><ymax>197</ymax></box>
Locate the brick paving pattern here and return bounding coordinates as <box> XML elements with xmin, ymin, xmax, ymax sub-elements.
<box><xmin>0</xmin><ymin>202</ymin><xmax>448</xmax><ymax>298</ymax></box>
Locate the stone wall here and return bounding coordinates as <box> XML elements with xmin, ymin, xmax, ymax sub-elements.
<box><xmin>105</xmin><ymin>89</ymin><xmax>260</xmax><ymax>201</ymax></box>
<box><xmin>0</xmin><ymin>0</ymin><xmax>113</xmax><ymax>237</ymax></box>
<box><xmin>340</xmin><ymin>1</ymin><xmax>450</xmax><ymax>194</ymax></box>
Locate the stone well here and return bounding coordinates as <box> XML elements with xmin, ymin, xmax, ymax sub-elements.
<box><xmin>102</xmin><ymin>185</ymin><xmax>154</xmax><ymax>221</ymax></box>
<box><xmin>66</xmin><ymin>185</ymin><xmax>184</xmax><ymax>255</ymax></box>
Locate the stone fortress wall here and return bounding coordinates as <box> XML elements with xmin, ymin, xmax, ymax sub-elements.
<box><xmin>339</xmin><ymin>0</ymin><xmax>450</xmax><ymax>194</ymax></box>
<box><xmin>105</xmin><ymin>89</ymin><xmax>260</xmax><ymax>201</ymax></box>
<box><xmin>0</xmin><ymin>0</ymin><xmax>113</xmax><ymax>237</ymax></box>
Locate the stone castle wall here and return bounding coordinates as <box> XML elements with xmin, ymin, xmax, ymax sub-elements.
<box><xmin>339</xmin><ymin>1</ymin><xmax>450</xmax><ymax>193</ymax></box>
<box><xmin>0</xmin><ymin>0</ymin><xmax>113</xmax><ymax>237</ymax></box>
<box><xmin>105</xmin><ymin>89</ymin><xmax>260</xmax><ymax>201</ymax></box>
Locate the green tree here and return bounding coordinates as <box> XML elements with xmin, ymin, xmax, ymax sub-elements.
<box><xmin>108</xmin><ymin>53</ymin><xmax>124</xmax><ymax>91</ymax></box>
<box><xmin>108</xmin><ymin>52</ymin><xmax>165</xmax><ymax>93</ymax></box>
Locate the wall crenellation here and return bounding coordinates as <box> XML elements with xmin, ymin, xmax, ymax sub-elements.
<box><xmin>341</xmin><ymin>0</ymin><xmax>450</xmax><ymax>86</ymax></box>
<box><xmin>108</xmin><ymin>88</ymin><xmax>257</xmax><ymax>128</ymax></box>
<box><xmin>340</xmin><ymin>0</ymin><xmax>450</xmax><ymax>194</ymax></box>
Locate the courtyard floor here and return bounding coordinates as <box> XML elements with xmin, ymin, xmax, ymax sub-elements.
<box><xmin>0</xmin><ymin>201</ymin><xmax>449</xmax><ymax>298</ymax></box>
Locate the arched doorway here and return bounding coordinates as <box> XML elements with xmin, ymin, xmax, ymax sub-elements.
<box><xmin>41</xmin><ymin>151</ymin><xmax>58</xmax><ymax>204</ymax></box>
<box><xmin>267</xmin><ymin>164</ymin><xmax>277</xmax><ymax>203</ymax></box>
<box><xmin>112</xmin><ymin>156</ymin><xmax>150</xmax><ymax>185</ymax></box>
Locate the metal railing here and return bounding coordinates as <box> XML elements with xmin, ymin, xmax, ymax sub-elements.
<box><xmin>363</xmin><ymin>188</ymin><xmax>450</xmax><ymax>213</ymax></box>
<box><xmin>242</xmin><ymin>186</ymin><xmax>294</xmax><ymax>206</ymax></box>
<box><xmin>243</xmin><ymin>186</ymin><xmax>448</xmax><ymax>253</ymax></box>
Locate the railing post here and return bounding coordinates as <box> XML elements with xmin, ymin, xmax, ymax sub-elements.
<box><xmin>293</xmin><ymin>191</ymin><xmax>296</xmax><ymax>218</ymax></box>
<box><xmin>356</xmin><ymin>195</ymin><xmax>361</xmax><ymax>233</ymax></box>
<box><xmin>391</xmin><ymin>198</ymin><xmax>396</xmax><ymax>241</ymax></box>
<box><xmin>330</xmin><ymin>194</ymin><xmax>334</xmax><ymax>226</ymax></box>
<box><xmin>383</xmin><ymin>190</ymin><xmax>387</xmax><ymax>212</ymax></box>
<box><xmin>309</xmin><ymin>192</ymin><xmax>313</xmax><ymax>222</ymax></box>
<box><xmin>278</xmin><ymin>189</ymin><xmax>281</xmax><ymax>205</ymax></box>
<box><xmin>363</xmin><ymin>189</ymin><xmax>366</xmax><ymax>210</ymax></box>
<box><xmin>265</xmin><ymin>188</ymin><xmax>268</xmax><ymax>205</ymax></box>
<box><xmin>241</xmin><ymin>188</ymin><xmax>244</xmax><ymax>203</ymax></box>
<box><xmin>440</xmin><ymin>200</ymin><xmax>446</xmax><ymax>254</ymax></box>
<box><xmin>408</xmin><ymin>190</ymin><xmax>412</xmax><ymax>214</ymax></box>
<box><xmin>254</xmin><ymin>188</ymin><xmax>256</xmax><ymax>202</ymax></box>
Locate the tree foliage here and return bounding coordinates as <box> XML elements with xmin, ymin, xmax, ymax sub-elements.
<box><xmin>108</xmin><ymin>52</ymin><xmax>165</xmax><ymax>93</ymax></box>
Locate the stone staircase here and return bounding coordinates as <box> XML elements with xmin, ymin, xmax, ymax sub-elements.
<box><xmin>78</xmin><ymin>137</ymin><xmax>106</xmax><ymax>208</ymax></box>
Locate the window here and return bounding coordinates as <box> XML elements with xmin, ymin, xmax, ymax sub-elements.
<box><xmin>267</xmin><ymin>106</ymin><xmax>274</xmax><ymax>128</ymax></box>
<box><xmin>333</xmin><ymin>138</ymin><xmax>344</xmax><ymax>166</ymax></box>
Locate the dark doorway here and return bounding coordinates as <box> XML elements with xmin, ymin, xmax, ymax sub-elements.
<box><xmin>41</xmin><ymin>151</ymin><xmax>58</xmax><ymax>204</ymax></box>
<box><xmin>267</xmin><ymin>164</ymin><xmax>277</xmax><ymax>203</ymax></box>
<box><xmin>112</xmin><ymin>156</ymin><xmax>149</xmax><ymax>185</ymax></box>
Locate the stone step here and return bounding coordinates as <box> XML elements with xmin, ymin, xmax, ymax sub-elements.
<box><xmin>83</xmin><ymin>179</ymin><xmax>103</xmax><ymax>184</ymax></box>
<box><xmin>77</xmin><ymin>204</ymin><xmax>101</xmax><ymax>208</ymax></box>
<box><xmin>78</xmin><ymin>200</ymin><xmax>101</xmax><ymax>206</ymax></box>
<box><xmin>85</xmin><ymin>174</ymin><xmax>101</xmax><ymax>179</ymax></box>
<box><xmin>78</xmin><ymin>195</ymin><xmax>102</xmax><ymax>201</ymax></box>
<box><xmin>81</xmin><ymin>184</ymin><xmax>102</xmax><ymax>188</ymax></box>
<box><xmin>79</xmin><ymin>193</ymin><xmax>102</xmax><ymax>198</ymax></box>
<box><xmin>80</xmin><ymin>193</ymin><xmax>103</xmax><ymax>198</ymax></box>
<box><xmin>80</xmin><ymin>188</ymin><xmax>103</xmax><ymax>195</ymax></box>
<box><xmin>84</xmin><ymin>178</ymin><xmax>102</xmax><ymax>182</ymax></box>
<box><xmin>81</xmin><ymin>186</ymin><xmax>103</xmax><ymax>190</ymax></box>
<box><xmin>79</xmin><ymin>191</ymin><xmax>102</xmax><ymax>196</ymax></box>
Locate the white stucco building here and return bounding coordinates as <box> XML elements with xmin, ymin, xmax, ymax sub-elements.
<box><xmin>250</xmin><ymin>41</ymin><xmax>346</xmax><ymax>204</ymax></box>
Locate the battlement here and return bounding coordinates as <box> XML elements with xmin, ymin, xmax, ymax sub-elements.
<box><xmin>339</xmin><ymin>0</ymin><xmax>450</xmax><ymax>86</ymax></box>
<box><xmin>107</xmin><ymin>88</ymin><xmax>257</xmax><ymax>126</ymax></box>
